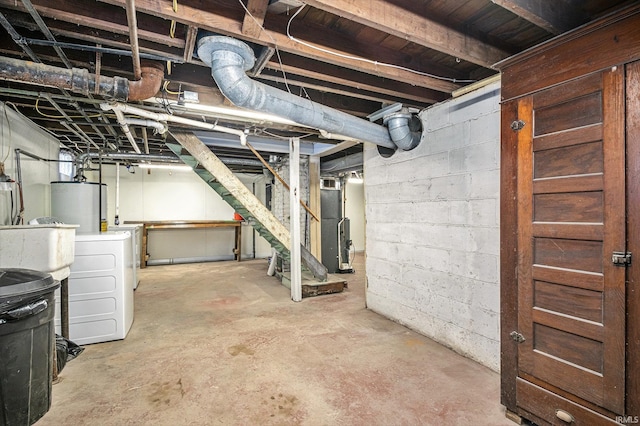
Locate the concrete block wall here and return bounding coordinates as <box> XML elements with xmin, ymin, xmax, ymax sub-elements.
<box><xmin>364</xmin><ymin>81</ymin><xmax>501</xmax><ymax>371</ymax></box>
<box><xmin>272</xmin><ymin>156</ymin><xmax>311</xmax><ymax>247</ymax></box>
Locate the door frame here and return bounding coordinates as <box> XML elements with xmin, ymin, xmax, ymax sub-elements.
<box><xmin>498</xmin><ymin>6</ymin><xmax>640</xmax><ymax>421</ymax></box>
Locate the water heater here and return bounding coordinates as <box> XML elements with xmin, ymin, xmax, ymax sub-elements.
<box><xmin>51</xmin><ymin>181</ymin><xmax>107</xmax><ymax>234</ymax></box>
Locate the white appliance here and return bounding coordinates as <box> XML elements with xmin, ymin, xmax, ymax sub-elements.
<box><xmin>109</xmin><ymin>224</ymin><xmax>142</xmax><ymax>289</ymax></box>
<box><xmin>55</xmin><ymin>231</ymin><xmax>134</xmax><ymax>345</ymax></box>
<box><xmin>51</xmin><ymin>181</ymin><xmax>107</xmax><ymax>234</ymax></box>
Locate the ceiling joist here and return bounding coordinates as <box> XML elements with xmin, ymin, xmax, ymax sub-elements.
<box><xmin>303</xmin><ymin>0</ymin><xmax>509</xmax><ymax>68</ymax></box>
<box><xmin>491</xmin><ymin>0</ymin><xmax>588</xmax><ymax>35</ymax></box>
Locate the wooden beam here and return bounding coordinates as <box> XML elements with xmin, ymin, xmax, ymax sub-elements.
<box><xmin>258</xmin><ymin>70</ymin><xmax>430</xmax><ymax>109</ymax></box>
<box><xmin>491</xmin><ymin>0</ymin><xmax>588</xmax><ymax>35</ymax></box>
<box><xmin>249</xmin><ymin>46</ymin><xmax>275</xmax><ymax>77</ymax></box>
<box><xmin>2</xmin><ymin>10</ymin><xmax>185</xmax><ymax>63</ymax></box>
<box><xmin>96</xmin><ymin>0</ymin><xmax>461</xmax><ymax>92</ymax></box>
<box><xmin>262</xmin><ymin>59</ymin><xmax>446</xmax><ymax>104</ymax></box>
<box><xmin>303</xmin><ymin>0</ymin><xmax>509</xmax><ymax>68</ymax></box>
<box><xmin>0</xmin><ymin>0</ymin><xmax>185</xmax><ymax>48</ymax></box>
<box><xmin>267</xmin><ymin>53</ymin><xmax>458</xmax><ymax>102</ymax></box>
<box><xmin>183</xmin><ymin>25</ymin><xmax>198</xmax><ymax>62</ymax></box>
<box><xmin>308</xmin><ymin>155</ymin><xmax>321</xmax><ymax>259</ymax></box>
<box><xmin>241</xmin><ymin>0</ymin><xmax>269</xmax><ymax>39</ymax></box>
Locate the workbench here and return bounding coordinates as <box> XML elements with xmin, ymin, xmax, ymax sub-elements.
<box><xmin>126</xmin><ymin>220</ymin><xmax>242</xmax><ymax>268</ymax></box>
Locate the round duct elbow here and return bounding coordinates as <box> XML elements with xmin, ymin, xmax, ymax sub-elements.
<box><xmin>384</xmin><ymin>112</ymin><xmax>422</xmax><ymax>151</ymax></box>
<box><xmin>127</xmin><ymin>61</ymin><xmax>165</xmax><ymax>101</ymax></box>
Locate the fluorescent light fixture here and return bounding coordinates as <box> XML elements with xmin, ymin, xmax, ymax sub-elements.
<box><xmin>136</xmin><ymin>163</ymin><xmax>192</xmax><ymax>171</ymax></box>
<box><xmin>145</xmin><ymin>97</ymin><xmax>304</xmax><ymax>127</ymax></box>
<box><xmin>348</xmin><ymin>171</ymin><xmax>363</xmax><ymax>184</ymax></box>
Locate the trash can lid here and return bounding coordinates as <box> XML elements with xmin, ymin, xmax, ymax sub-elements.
<box><xmin>0</xmin><ymin>268</ymin><xmax>58</xmax><ymax>310</ymax></box>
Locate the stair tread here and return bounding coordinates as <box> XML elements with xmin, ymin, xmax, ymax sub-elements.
<box><xmin>167</xmin><ymin>135</ymin><xmax>327</xmax><ymax>280</ymax></box>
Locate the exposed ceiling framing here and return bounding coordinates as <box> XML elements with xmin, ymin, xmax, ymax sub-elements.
<box><xmin>0</xmin><ymin>0</ymin><xmax>631</xmax><ymax>172</ymax></box>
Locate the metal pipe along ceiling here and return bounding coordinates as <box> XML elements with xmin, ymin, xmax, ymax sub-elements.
<box><xmin>197</xmin><ymin>36</ymin><xmax>419</xmax><ymax>150</ymax></box>
<box><xmin>0</xmin><ymin>56</ymin><xmax>163</xmax><ymax>102</ymax></box>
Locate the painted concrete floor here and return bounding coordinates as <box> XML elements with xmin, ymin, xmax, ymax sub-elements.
<box><xmin>38</xmin><ymin>253</ymin><xmax>512</xmax><ymax>425</ymax></box>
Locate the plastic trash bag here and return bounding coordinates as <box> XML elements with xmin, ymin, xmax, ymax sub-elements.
<box><xmin>55</xmin><ymin>334</ymin><xmax>84</xmax><ymax>373</ymax></box>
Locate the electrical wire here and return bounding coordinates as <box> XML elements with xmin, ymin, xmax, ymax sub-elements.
<box><xmin>236</xmin><ymin>0</ymin><xmax>293</xmax><ymax>94</ymax></box>
<box><xmin>286</xmin><ymin>5</ymin><xmax>476</xmax><ymax>84</ymax></box>
<box><xmin>35</xmin><ymin>97</ymin><xmax>101</xmax><ymax>119</ymax></box>
<box><xmin>349</xmin><ymin>242</ymin><xmax>356</xmax><ymax>267</ymax></box>
<box><xmin>162</xmin><ymin>80</ymin><xmax>181</xmax><ymax>95</ymax></box>
<box><xmin>259</xmin><ymin>129</ymin><xmax>314</xmax><ymax>140</ymax></box>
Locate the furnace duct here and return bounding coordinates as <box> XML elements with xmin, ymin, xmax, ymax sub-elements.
<box><xmin>196</xmin><ymin>36</ymin><xmax>421</xmax><ymax>152</ymax></box>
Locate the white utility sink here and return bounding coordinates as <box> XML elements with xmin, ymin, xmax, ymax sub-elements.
<box><xmin>0</xmin><ymin>224</ymin><xmax>78</xmax><ymax>280</ymax></box>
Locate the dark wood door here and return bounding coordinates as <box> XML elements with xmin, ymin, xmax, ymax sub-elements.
<box><xmin>515</xmin><ymin>67</ymin><xmax>626</xmax><ymax>414</ymax></box>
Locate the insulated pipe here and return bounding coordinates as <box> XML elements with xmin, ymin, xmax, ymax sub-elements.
<box><xmin>197</xmin><ymin>36</ymin><xmax>398</xmax><ymax>150</ymax></box>
<box><xmin>76</xmin><ymin>152</ymin><xmax>262</xmax><ymax>168</ymax></box>
<box><xmin>113</xmin><ymin>108</ymin><xmax>142</xmax><ymax>153</ymax></box>
<box><xmin>101</xmin><ymin>102</ymin><xmax>247</xmax><ymax>144</ymax></box>
<box><xmin>124</xmin><ymin>118</ymin><xmax>168</xmax><ymax>135</ymax></box>
<box><xmin>0</xmin><ymin>56</ymin><xmax>163</xmax><ymax>101</ymax></box>
<box><xmin>78</xmin><ymin>152</ymin><xmax>180</xmax><ymax>165</ymax></box>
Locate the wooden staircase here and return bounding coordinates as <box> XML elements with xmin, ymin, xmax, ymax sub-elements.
<box><xmin>167</xmin><ymin>131</ymin><xmax>330</xmax><ymax>284</ymax></box>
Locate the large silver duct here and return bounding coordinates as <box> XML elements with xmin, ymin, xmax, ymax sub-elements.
<box><xmin>197</xmin><ymin>36</ymin><xmax>420</xmax><ymax>152</ymax></box>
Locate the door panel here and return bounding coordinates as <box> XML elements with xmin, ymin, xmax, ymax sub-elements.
<box><xmin>517</xmin><ymin>69</ymin><xmax>626</xmax><ymax>414</ymax></box>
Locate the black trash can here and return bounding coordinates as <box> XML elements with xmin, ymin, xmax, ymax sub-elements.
<box><xmin>0</xmin><ymin>268</ymin><xmax>60</xmax><ymax>426</ymax></box>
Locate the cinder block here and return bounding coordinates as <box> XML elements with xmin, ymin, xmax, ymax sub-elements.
<box><xmin>387</xmin><ymin>281</ymin><xmax>417</xmax><ymax>308</ymax></box>
<box><xmin>470</xmin><ymin>305</ymin><xmax>500</xmax><ymax>340</ymax></box>
<box><xmin>397</xmin><ymin>243</ymin><xmax>451</xmax><ymax>273</ymax></box>
<box><xmin>409</xmin><ymin>200</ymin><xmax>449</xmax><ymax>224</ymax></box>
<box><xmin>469</xmin><ymin>169</ymin><xmax>499</xmax><ymax>199</ymax></box>
<box><xmin>366</xmin><ymin>254</ymin><xmax>403</xmax><ymax>283</ymax></box>
<box><xmin>449</xmin><ymin>200</ymin><xmax>468</xmax><ymax>224</ymax></box>
<box><xmin>449</xmin><ymin>141</ymin><xmax>498</xmax><ymax>173</ymax></box>
<box><xmin>365</xmin><ymin>222</ymin><xmax>403</xmax><ymax>243</ymax></box>
<box><xmin>468</xmin><ymin>226</ymin><xmax>500</xmax><ymax>256</ymax></box>
<box><xmin>469</xmin><ymin>198</ymin><xmax>498</xmax><ymax>226</ymax></box>
<box><xmin>461</xmin><ymin>333</ymin><xmax>500</xmax><ymax>372</ymax></box>
<box><xmin>421</xmin><ymin>101</ymin><xmax>450</xmax><ymax>131</ymax></box>
<box><xmin>450</xmin><ymin>250</ymin><xmax>499</xmax><ymax>283</ymax></box>
<box><xmin>450</xmin><ymin>87</ymin><xmax>500</xmax><ymax>125</ymax></box>
<box><xmin>471</xmin><ymin>280</ymin><xmax>500</xmax><ymax>313</ymax></box>
<box><xmin>361</xmin><ymin>79</ymin><xmax>502</xmax><ymax>372</ymax></box>
<box><xmin>469</xmin><ymin>112</ymin><xmax>500</xmax><ymax>144</ymax></box>
<box><xmin>423</xmin><ymin>122</ymin><xmax>469</xmax><ymax>155</ymax></box>
<box><xmin>366</xmin><ymin>276</ymin><xmax>395</xmax><ymax>298</ymax></box>
<box><xmin>428</xmin><ymin>173</ymin><xmax>471</xmax><ymax>201</ymax></box>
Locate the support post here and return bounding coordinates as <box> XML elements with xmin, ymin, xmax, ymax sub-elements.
<box><xmin>309</xmin><ymin>155</ymin><xmax>322</xmax><ymax>259</ymax></box>
<box><xmin>290</xmin><ymin>137</ymin><xmax>302</xmax><ymax>302</ymax></box>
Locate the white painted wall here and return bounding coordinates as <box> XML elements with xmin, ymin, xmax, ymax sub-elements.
<box><xmin>92</xmin><ymin>164</ymin><xmax>272</xmax><ymax>263</ymax></box>
<box><xmin>0</xmin><ymin>103</ymin><xmax>61</xmax><ymax>225</ymax></box>
<box><xmin>364</xmin><ymin>81</ymin><xmax>501</xmax><ymax>371</ymax></box>
<box><xmin>344</xmin><ymin>180</ymin><xmax>365</xmax><ymax>252</ymax></box>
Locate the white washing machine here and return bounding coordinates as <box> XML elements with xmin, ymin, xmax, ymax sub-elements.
<box><xmin>109</xmin><ymin>224</ymin><xmax>142</xmax><ymax>289</ymax></box>
<box><xmin>54</xmin><ymin>231</ymin><xmax>134</xmax><ymax>345</ymax></box>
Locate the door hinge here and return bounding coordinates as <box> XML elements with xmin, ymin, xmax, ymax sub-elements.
<box><xmin>510</xmin><ymin>120</ymin><xmax>526</xmax><ymax>131</ymax></box>
<box><xmin>612</xmin><ymin>251</ymin><xmax>632</xmax><ymax>266</ymax></box>
<box><xmin>510</xmin><ymin>331</ymin><xmax>526</xmax><ymax>343</ymax></box>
